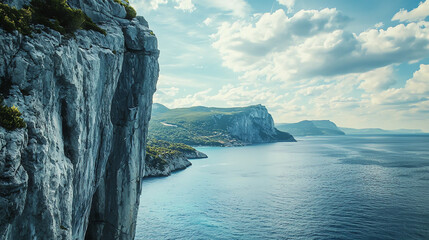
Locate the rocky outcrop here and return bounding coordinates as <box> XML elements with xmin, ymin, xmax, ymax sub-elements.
<box><xmin>184</xmin><ymin>150</ymin><xmax>207</xmax><ymax>159</ymax></box>
<box><xmin>0</xmin><ymin>1</ymin><xmax>159</xmax><ymax>239</ymax></box>
<box><xmin>0</xmin><ymin>128</ymin><xmax>28</xmax><ymax>239</ymax></box>
<box><xmin>144</xmin><ymin>154</ymin><xmax>192</xmax><ymax>178</ymax></box>
<box><xmin>224</xmin><ymin>105</ymin><xmax>295</xmax><ymax>144</ymax></box>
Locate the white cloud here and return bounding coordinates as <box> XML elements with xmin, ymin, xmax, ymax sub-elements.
<box><xmin>150</xmin><ymin>0</ymin><xmax>168</xmax><ymax>10</ymax></box>
<box><xmin>203</xmin><ymin>17</ymin><xmax>213</xmax><ymax>26</ymax></box>
<box><xmin>130</xmin><ymin>0</ymin><xmax>194</xmax><ymax>12</ymax></box>
<box><xmin>370</xmin><ymin>64</ymin><xmax>429</xmax><ymax>105</ymax></box>
<box><xmin>212</xmin><ymin>8</ymin><xmax>429</xmax><ymax>83</ymax></box>
<box><xmin>201</xmin><ymin>0</ymin><xmax>250</xmax><ymax>18</ymax></box>
<box><xmin>374</xmin><ymin>22</ymin><xmax>384</xmax><ymax>28</ymax></box>
<box><xmin>129</xmin><ymin>0</ymin><xmax>166</xmax><ymax>10</ymax></box>
<box><xmin>277</xmin><ymin>0</ymin><xmax>295</xmax><ymax>12</ymax></box>
<box><xmin>392</xmin><ymin>0</ymin><xmax>429</xmax><ymax>22</ymax></box>
<box><xmin>404</xmin><ymin>64</ymin><xmax>429</xmax><ymax>94</ymax></box>
<box><xmin>212</xmin><ymin>8</ymin><xmax>348</xmax><ymax>74</ymax></box>
<box><xmin>174</xmin><ymin>0</ymin><xmax>195</xmax><ymax>12</ymax></box>
<box><xmin>358</xmin><ymin>66</ymin><xmax>396</xmax><ymax>92</ymax></box>
<box><xmin>296</xmin><ymin>84</ymin><xmax>332</xmax><ymax>96</ymax></box>
<box><xmin>168</xmin><ymin>88</ymin><xmax>213</xmax><ymax>107</ymax></box>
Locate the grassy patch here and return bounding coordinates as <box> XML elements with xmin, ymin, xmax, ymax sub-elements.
<box><xmin>148</xmin><ymin>106</ymin><xmax>251</xmax><ymax>146</ymax></box>
<box><xmin>0</xmin><ymin>96</ymin><xmax>26</xmax><ymax>130</ymax></box>
<box><xmin>113</xmin><ymin>0</ymin><xmax>136</xmax><ymax>19</ymax></box>
<box><xmin>148</xmin><ymin>139</ymin><xmax>196</xmax><ymax>153</ymax></box>
<box><xmin>145</xmin><ymin>140</ymin><xmax>196</xmax><ymax>171</ymax></box>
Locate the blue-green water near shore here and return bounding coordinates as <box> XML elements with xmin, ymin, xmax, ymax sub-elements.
<box><xmin>136</xmin><ymin>135</ymin><xmax>429</xmax><ymax>239</ymax></box>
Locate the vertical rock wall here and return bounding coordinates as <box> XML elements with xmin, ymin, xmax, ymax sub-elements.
<box><xmin>0</xmin><ymin>1</ymin><xmax>159</xmax><ymax>239</ymax></box>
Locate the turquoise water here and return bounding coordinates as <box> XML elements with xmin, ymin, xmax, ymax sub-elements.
<box><xmin>136</xmin><ymin>135</ymin><xmax>429</xmax><ymax>239</ymax></box>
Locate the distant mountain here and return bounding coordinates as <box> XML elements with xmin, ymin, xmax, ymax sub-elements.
<box><xmin>276</xmin><ymin>120</ymin><xmax>345</xmax><ymax>136</ymax></box>
<box><xmin>152</xmin><ymin>103</ymin><xmax>170</xmax><ymax>115</ymax></box>
<box><xmin>340</xmin><ymin>127</ymin><xmax>425</xmax><ymax>135</ymax></box>
<box><xmin>149</xmin><ymin>104</ymin><xmax>295</xmax><ymax>146</ymax></box>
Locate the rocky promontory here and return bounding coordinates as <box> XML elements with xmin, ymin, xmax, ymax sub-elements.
<box><xmin>149</xmin><ymin>104</ymin><xmax>296</xmax><ymax>146</ymax></box>
<box><xmin>144</xmin><ymin>140</ymin><xmax>207</xmax><ymax>177</ymax></box>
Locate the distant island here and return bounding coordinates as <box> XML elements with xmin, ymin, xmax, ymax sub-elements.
<box><xmin>340</xmin><ymin>127</ymin><xmax>425</xmax><ymax>135</ymax></box>
<box><xmin>276</xmin><ymin>120</ymin><xmax>345</xmax><ymax>136</ymax></box>
<box><xmin>275</xmin><ymin>119</ymin><xmax>425</xmax><ymax>136</ymax></box>
<box><xmin>149</xmin><ymin>103</ymin><xmax>295</xmax><ymax>146</ymax></box>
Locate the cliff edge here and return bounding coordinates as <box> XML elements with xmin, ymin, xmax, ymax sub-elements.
<box><xmin>0</xmin><ymin>0</ymin><xmax>159</xmax><ymax>239</ymax></box>
<box><xmin>144</xmin><ymin>140</ymin><xmax>207</xmax><ymax>177</ymax></box>
<box><xmin>149</xmin><ymin>104</ymin><xmax>296</xmax><ymax>146</ymax></box>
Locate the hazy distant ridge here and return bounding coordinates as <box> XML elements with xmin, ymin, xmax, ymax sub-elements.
<box><xmin>340</xmin><ymin>127</ymin><xmax>425</xmax><ymax>135</ymax></box>
<box><xmin>276</xmin><ymin>120</ymin><xmax>345</xmax><ymax>136</ymax></box>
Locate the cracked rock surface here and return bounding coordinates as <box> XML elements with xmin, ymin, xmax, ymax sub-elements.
<box><xmin>0</xmin><ymin>0</ymin><xmax>159</xmax><ymax>239</ymax></box>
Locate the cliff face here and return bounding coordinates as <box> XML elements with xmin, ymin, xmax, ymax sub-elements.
<box><xmin>144</xmin><ymin>154</ymin><xmax>192</xmax><ymax>178</ymax></box>
<box><xmin>0</xmin><ymin>1</ymin><xmax>159</xmax><ymax>239</ymax></box>
<box><xmin>149</xmin><ymin>104</ymin><xmax>295</xmax><ymax>146</ymax></box>
<box><xmin>144</xmin><ymin>149</ymin><xmax>208</xmax><ymax>178</ymax></box>
<box><xmin>144</xmin><ymin>140</ymin><xmax>207</xmax><ymax>177</ymax></box>
<box><xmin>224</xmin><ymin>105</ymin><xmax>295</xmax><ymax>144</ymax></box>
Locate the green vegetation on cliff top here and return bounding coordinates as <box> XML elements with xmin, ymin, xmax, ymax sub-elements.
<box><xmin>148</xmin><ymin>103</ymin><xmax>292</xmax><ymax>146</ymax></box>
<box><xmin>113</xmin><ymin>0</ymin><xmax>136</xmax><ymax>19</ymax></box>
<box><xmin>0</xmin><ymin>0</ymin><xmax>136</xmax><ymax>35</ymax></box>
<box><xmin>145</xmin><ymin>139</ymin><xmax>196</xmax><ymax>172</ymax></box>
<box><xmin>0</xmin><ymin>3</ymin><xmax>32</xmax><ymax>35</ymax></box>
<box><xmin>149</xmin><ymin>104</ymin><xmax>260</xmax><ymax>146</ymax></box>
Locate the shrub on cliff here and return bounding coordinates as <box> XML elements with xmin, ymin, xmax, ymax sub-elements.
<box><xmin>113</xmin><ymin>0</ymin><xmax>136</xmax><ymax>19</ymax></box>
<box><xmin>0</xmin><ymin>0</ymin><xmax>106</xmax><ymax>35</ymax></box>
<box><xmin>0</xmin><ymin>3</ymin><xmax>32</xmax><ymax>35</ymax></box>
<box><xmin>0</xmin><ymin>97</ymin><xmax>26</xmax><ymax>130</ymax></box>
<box><xmin>30</xmin><ymin>0</ymin><xmax>106</xmax><ymax>35</ymax></box>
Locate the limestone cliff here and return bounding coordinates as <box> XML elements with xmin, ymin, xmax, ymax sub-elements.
<box><xmin>144</xmin><ymin>140</ymin><xmax>207</xmax><ymax>177</ymax></box>
<box><xmin>150</xmin><ymin>104</ymin><xmax>296</xmax><ymax>146</ymax></box>
<box><xmin>224</xmin><ymin>104</ymin><xmax>296</xmax><ymax>144</ymax></box>
<box><xmin>144</xmin><ymin>149</ymin><xmax>208</xmax><ymax>178</ymax></box>
<box><xmin>0</xmin><ymin>1</ymin><xmax>159</xmax><ymax>239</ymax></box>
<box><xmin>144</xmin><ymin>153</ymin><xmax>192</xmax><ymax>178</ymax></box>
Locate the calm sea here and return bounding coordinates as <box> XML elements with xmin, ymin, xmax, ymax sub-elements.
<box><xmin>136</xmin><ymin>135</ymin><xmax>429</xmax><ymax>239</ymax></box>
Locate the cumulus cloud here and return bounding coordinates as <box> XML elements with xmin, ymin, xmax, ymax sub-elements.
<box><xmin>370</xmin><ymin>64</ymin><xmax>429</xmax><ymax>105</ymax></box>
<box><xmin>358</xmin><ymin>66</ymin><xmax>396</xmax><ymax>92</ymax></box>
<box><xmin>392</xmin><ymin>0</ymin><xmax>429</xmax><ymax>22</ymax></box>
<box><xmin>149</xmin><ymin>0</ymin><xmax>168</xmax><ymax>10</ymax></box>
<box><xmin>277</xmin><ymin>0</ymin><xmax>294</xmax><ymax>12</ymax></box>
<box><xmin>296</xmin><ymin>84</ymin><xmax>332</xmax><ymax>96</ymax></box>
<box><xmin>174</xmin><ymin>0</ymin><xmax>195</xmax><ymax>12</ymax></box>
<box><xmin>212</xmin><ymin>8</ymin><xmax>429</xmax><ymax>83</ymax></box>
<box><xmin>133</xmin><ymin>0</ymin><xmax>249</xmax><ymax>17</ymax></box>
<box><xmin>212</xmin><ymin>9</ymin><xmax>349</xmax><ymax>73</ymax></box>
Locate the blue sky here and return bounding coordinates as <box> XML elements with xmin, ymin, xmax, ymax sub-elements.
<box><xmin>130</xmin><ymin>0</ymin><xmax>429</xmax><ymax>131</ymax></box>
